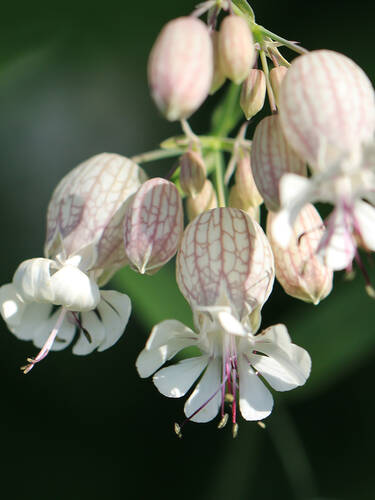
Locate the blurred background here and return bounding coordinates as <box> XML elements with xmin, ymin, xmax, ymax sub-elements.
<box><xmin>0</xmin><ymin>1</ymin><xmax>374</xmax><ymax>498</ymax></box>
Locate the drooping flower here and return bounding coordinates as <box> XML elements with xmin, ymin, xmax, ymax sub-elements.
<box><xmin>278</xmin><ymin>50</ymin><xmax>375</xmax><ymax>172</ymax></box>
<box><xmin>267</xmin><ymin>204</ymin><xmax>333</xmax><ymax>304</ymax></box>
<box><xmin>0</xmin><ymin>153</ymin><xmax>147</xmax><ymax>372</ymax></box>
<box><xmin>136</xmin><ymin>208</ymin><xmax>311</xmax><ymax>434</ymax></box>
<box><xmin>271</xmin><ymin>151</ymin><xmax>375</xmax><ymax>271</ymax></box>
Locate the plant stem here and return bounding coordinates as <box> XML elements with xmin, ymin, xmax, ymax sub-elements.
<box><xmin>255</xmin><ymin>25</ymin><xmax>308</xmax><ymax>55</ymax></box>
<box><xmin>260</xmin><ymin>49</ymin><xmax>277</xmax><ymax>113</ymax></box>
<box><xmin>214</xmin><ymin>151</ymin><xmax>226</xmax><ymax>207</ymax></box>
<box><xmin>131</xmin><ymin>148</ymin><xmax>182</xmax><ymax>164</ymax></box>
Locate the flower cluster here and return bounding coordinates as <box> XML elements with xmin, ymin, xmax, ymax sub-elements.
<box><xmin>1</xmin><ymin>0</ymin><xmax>374</xmax><ymax>437</ymax></box>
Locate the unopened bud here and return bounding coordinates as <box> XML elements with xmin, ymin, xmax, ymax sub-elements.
<box><xmin>123</xmin><ymin>178</ymin><xmax>183</xmax><ymax>274</ymax></box>
<box><xmin>218</xmin><ymin>15</ymin><xmax>255</xmax><ymax>84</ymax></box>
<box><xmin>228</xmin><ymin>186</ymin><xmax>260</xmax><ymax>221</ymax></box>
<box><xmin>148</xmin><ymin>17</ymin><xmax>213</xmax><ymax>121</ymax></box>
<box><xmin>240</xmin><ymin>69</ymin><xmax>266</xmax><ymax>119</ymax></box>
<box><xmin>279</xmin><ymin>50</ymin><xmax>375</xmax><ymax>171</ymax></box>
<box><xmin>186</xmin><ymin>179</ymin><xmax>218</xmax><ymax>221</ymax></box>
<box><xmin>235</xmin><ymin>153</ymin><xmax>263</xmax><ymax>207</ymax></box>
<box><xmin>180</xmin><ymin>151</ymin><xmax>206</xmax><ymax>197</ymax></box>
<box><xmin>210</xmin><ymin>31</ymin><xmax>226</xmax><ymax>94</ymax></box>
<box><xmin>269</xmin><ymin>65</ymin><xmax>288</xmax><ymax>108</ymax></box>
<box><xmin>251</xmin><ymin>115</ymin><xmax>307</xmax><ymax>211</ymax></box>
<box><xmin>267</xmin><ymin>204</ymin><xmax>333</xmax><ymax>304</ymax></box>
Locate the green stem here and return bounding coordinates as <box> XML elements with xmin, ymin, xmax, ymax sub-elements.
<box><xmin>214</xmin><ymin>151</ymin><xmax>226</xmax><ymax>207</ymax></box>
<box><xmin>260</xmin><ymin>49</ymin><xmax>277</xmax><ymax>113</ymax></box>
<box><xmin>255</xmin><ymin>25</ymin><xmax>308</xmax><ymax>55</ymax></box>
<box><xmin>131</xmin><ymin>148</ymin><xmax>182</xmax><ymax>164</ymax></box>
<box><xmin>161</xmin><ymin>135</ymin><xmax>251</xmax><ymax>154</ymax></box>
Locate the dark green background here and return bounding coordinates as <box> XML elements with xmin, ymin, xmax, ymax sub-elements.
<box><xmin>0</xmin><ymin>1</ymin><xmax>374</xmax><ymax>499</ymax></box>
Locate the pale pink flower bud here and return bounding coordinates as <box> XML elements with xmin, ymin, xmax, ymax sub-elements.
<box><xmin>45</xmin><ymin>153</ymin><xmax>147</xmax><ymax>279</ymax></box>
<box><xmin>179</xmin><ymin>151</ymin><xmax>206</xmax><ymax>197</ymax></box>
<box><xmin>269</xmin><ymin>65</ymin><xmax>288</xmax><ymax>108</ymax></box>
<box><xmin>148</xmin><ymin>17</ymin><xmax>213</xmax><ymax>121</ymax></box>
<box><xmin>210</xmin><ymin>31</ymin><xmax>226</xmax><ymax>94</ymax></box>
<box><xmin>186</xmin><ymin>179</ymin><xmax>218</xmax><ymax>221</ymax></box>
<box><xmin>234</xmin><ymin>153</ymin><xmax>263</xmax><ymax>207</ymax></box>
<box><xmin>123</xmin><ymin>178</ymin><xmax>183</xmax><ymax>274</ymax></box>
<box><xmin>251</xmin><ymin>115</ymin><xmax>307</xmax><ymax>211</ymax></box>
<box><xmin>279</xmin><ymin>50</ymin><xmax>375</xmax><ymax>171</ymax></box>
<box><xmin>228</xmin><ymin>186</ymin><xmax>261</xmax><ymax>221</ymax></box>
<box><xmin>267</xmin><ymin>204</ymin><xmax>333</xmax><ymax>304</ymax></box>
<box><xmin>177</xmin><ymin>207</ymin><xmax>274</xmax><ymax>322</ymax></box>
<box><xmin>218</xmin><ymin>15</ymin><xmax>255</xmax><ymax>84</ymax></box>
<box><xmin>240</xmin><ymin>69</ymin><xmax>266</xmax><ymax>119</ymax></box>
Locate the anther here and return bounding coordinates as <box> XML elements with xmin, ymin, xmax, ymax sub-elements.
<box><xmin>225</xmin><ymin>393</ymin><xmax>234</xmax><ymax>403</ymax></box>
<box><xmin>174</xmin><ymin>422</ymin><xmax>183</xmax><ymax>439</ymax></box>
<box><xmin>257</xmin><ymin>421</ymin><xmax>266</xmax><ymax>429</ymax></box>
<box><xmin>217</xmin><ymin>413</ymin><xmax>229</xmax><ymax>429</ymax></box>
<box><xmin>365</xmin><ymin>284</ymin><xmax>375</xmax><ymax>299</ymax></box>
<box><xmin>232</xmin><ymin>423</ymin><xmax>239</xmax><ymax>438</ymax></box>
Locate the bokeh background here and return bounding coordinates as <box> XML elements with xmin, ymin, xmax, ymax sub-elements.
<box><xmin>1</xmin><ymin>1</ymin><xmax>374</xmax><ymax>498</ymax></box>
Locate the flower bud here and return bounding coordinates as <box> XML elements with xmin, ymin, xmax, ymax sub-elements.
<box><xmin>228</xmin><ymin>186</ymin><xmax>260</xmax><ymax>221</ymax></box>
<box><xmin>279</xmin><ymin>50</ymin><xmax>375</xmax><ymax>171</ymax></box>
<box><xmin>148</xmin><ymin>17</ymin><xmax>213</xmax><ymax>121</ymax></box>
<box><xmin>210</xmin><ymin>31</ymin><xmax>226</xmax><ymax>94</ymax></box>
<box><xmin>186</xmin><ymin>179</ymin><xmax>218</xmax><ymax>221</ymax></box>
<box><xmin>234</xmin><ymin>153</ymin><xmax>263</xmax><ymax>207</ymax></box>
<box><xmin>251</xmin><ymin>115</ymin><xmax>307</xmax><ymax>211</ymax></box>
<box><xmin>177</xmin><ymin>207</ymin><xmax>274</xmax><ymax>322</ymax></box>
<box><xmin>240</xmin><ymin>69</ymin><xmax>266</xmax><ymax>119</ymax></box>
<box><xmin>123</xmin><ymin>178</ymin><xmax>183</xmax><ymax>274</ymax></box>
<box><xmin>179</xmin><ymin>151</ymin><xmax>206</xmax><ymax>197</ymax></box>
<box><xmin>269</xmin><ymin>65</ymin><xmax>288</xmax><ymax>108</ymax></box>
<box><xmin>45</xmin><ymin>153</ymin><xmax>147</xmax><ymax>279</ymax></box>
<box><xmin>218</xmin><ymin>15</ymin><xmax>255</xmax><ymax>84</ymax></box>
<box><xmin>267</xmin><ymin>204</ymin><xmax>333</xmax><ymax>304</ymax></box>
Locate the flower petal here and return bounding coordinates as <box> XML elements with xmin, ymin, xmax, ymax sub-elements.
<box><xmin>136</xmin><ymin>338</ymin><xmax>198</xmax><ymax>378</ymax></box>
<box><xmin>272</xmin><ymin>174</ymin><xmax>314</xmax><ymax>248</ymax></box>
<box><xmin>13</xmin><ymin>258</ymin><xmax>55</xmax><ymax>303</ymax></box>
<box><xmin>318</xmin><ymin>208</ymin><xmax>355</xmax><ymax>270</ymax></box>
<box><xmin>97</xmin><ymin>290</ymin><xmax>131</xmax><ymax>351</ymax></box>
<box><xmin>11</xmin><ymin>302</ymin><xmax>53</xmax><ymax>342</ymax></box>
<box><xmin>145</xmin><ymin>319</ymin><xmax>198</xmax><ymax>351</ymax></box>
<box><xmin>238</xmin><ymin>357</ymin><xmax>273</xmax><ymax>421</ymax></box>
<box><xmin>184</xmin><ymin>358</ymin><xmax>221</xmax><ymax>423</ymax></box>
<box><xmin>153</xmin><ymin>355</ymin><xmax>209</xmax><ymax>398</ymax></box>
<box><xmin>72</xmin><ymin>310</ymin><xmax>105</xmax><ymax>355</ymax></box>
<box><xmin>50</xmin><ymin>265</ymin><xmax>100</xmax><ymax>311</ymax></box>
<box><xmin>354</xmin><ymin>200</ymin><xmax>375</xmax><ymax>251</ymax></box>
<box><xmin>0</xmin><ymin>283</ymin><xmax>27</xmax><ymax>330</ymax></box>
<box><xmin>217</xmin><ymin>310</ymin><xmax>248</xmax><ymax>336</ymax></box>
<box><xmin>33</xmin><ymin>308</ymin><xmax>76</xmax><ymax>351</ymax></box>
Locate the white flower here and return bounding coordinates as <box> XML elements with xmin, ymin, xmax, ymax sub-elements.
<box><xmin>136</xmin><ymin>308</ymin><xmax>310</xmax><ymax>434</ymax></box>
<box><xmin>0</xmin><ymin>153</ymin><xmax>146</xmax><ymax>372</ymax></box>
<box><xmin>136</xmin><ymin>207</ymin><xmax>310</xmax><ymax>434</ymax></box>
<box><xmin>272</xmin><ymin>158</ymin><xmax>375</xmax><ymax>271</ymax></box>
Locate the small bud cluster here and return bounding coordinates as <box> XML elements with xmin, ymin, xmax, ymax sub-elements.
<box><xmin>1</xmin><ymin>1</ymin><xmax>374</xmax><ymax>440</ymax></box>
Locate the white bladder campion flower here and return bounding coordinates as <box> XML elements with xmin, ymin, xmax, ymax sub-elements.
<box><xmin>136</xmin><ymin>208</ymin><xmax>311</xmax><ymax>436</ymax></box>
<box><xmin>0</xmin><ymin>153</ymin><xmax>147</xmax><ymax>372</ymax></box>
<box><xmin>272</xmin><ymin>151</ymin><xmax>375</xmax><ymax>271</ymax></box>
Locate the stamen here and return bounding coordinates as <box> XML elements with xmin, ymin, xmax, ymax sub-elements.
<box><xmin>174</xmin><ymin>422</ymin><xmax>183</xmax><ymax>439</ymax></box>
<box><xmin>21</xmin><ymin>307</ymin><xmax>67</xmax><ymax>374</ymax></box>
<box><xmin>217</xmin><ymin>413</ymin><xmax>229</xmax><ymax>429</ymax></box>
